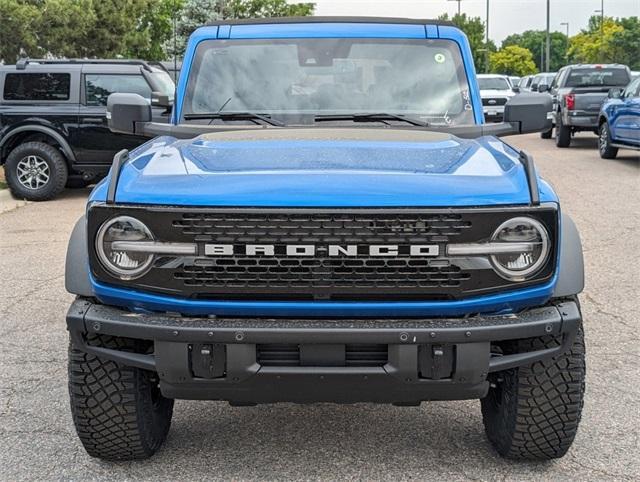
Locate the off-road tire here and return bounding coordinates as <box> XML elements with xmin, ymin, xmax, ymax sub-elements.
<box><xmin>481</xmin><ymin>319</ymin><xmax>586</xmax><ymax>460</ymax></box>
<box><xmin>68</xmin><ymin>334</ymin><xmax>174</xmax><ymax>461</ymax></box>
<box><xmin>540</xmin><ymin>127</ymin><xmax>553</xmax><ymax>139</ymax></box>
<box><xmin>555</xmin><ymin>115</ymin><xmax>572</xmax><ymax>148</ymax></box>
<box><xmin>5</xmin><ymin>142</ymin><xmax>68</xmax><ymax>201</ymax></box>
<box><xmin>598</xmin><ymin>121</ymin><xmax>618</xmax><ymax>159</ymax></box>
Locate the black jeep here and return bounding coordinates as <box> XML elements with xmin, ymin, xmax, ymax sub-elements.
<box><xmin>0</xmin><ymin>59</ymin><xmax>174</xmax><ymax>201</ymax></box>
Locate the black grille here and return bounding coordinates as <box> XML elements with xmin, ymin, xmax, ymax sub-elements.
<box><xmin>482</xmin><ymin>97</ymin><xmax>508</xmax><ymax>106</ymax></box>
<box><xmin>257</xmin><ymin>344</ymin><xmax>388</xmax><ymax>367</ymax></box>
<box><xmin>88</xmin><ymin>206</ymin><xmax>558</xmax><ymax>301</ymax></box>
<box><xmin>171</xmin><ymin>212</ymin><xmax>471</xmax><ymax>297</ymax></box>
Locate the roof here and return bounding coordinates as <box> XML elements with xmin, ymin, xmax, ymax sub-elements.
<box><xmin>206</xmin><ymin>16</ymin><xmax>454</xmax><ymax>27</ymax></box>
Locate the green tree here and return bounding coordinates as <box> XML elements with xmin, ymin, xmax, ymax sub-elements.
<box><xmin>37</xmin><ymin>0</ymin><xmax>96</xmax><ymax>58</ymax></box>
<box><xmin>502</xmin><ymin>30</ymin><xmax>568</xmax><ymax>72</ymax></box>
<box><xmin>225</xmin><ymin>0</ymin><xmax>313</xmax><ymax>19</ymax></box>
<box><xmin>0</xmin><ymin>0</ymin><xmax>41</xmax><ymax>62</ymax></box>
<box><xmin>127</xmin><ymin>0</ymin><xmax>183</xmax><ymax>60</ymax></box>
<box><xmin>489</xmin><ymin>45</ymin><xmax>537</xmax><ymax>76</ymax></box>
<box><xmin>610</xmin><ymin>16</ymin><xmax>640</xmax><ymax>70</ymax></box>
<box><xmin>568</xmin><ymin>17</ymin><xmax>624</xmax><ymax>65</ymax></box>
<box><xmin>438</xmin><ymin>13</ymin><xmax>495</xmax><ymax>72</ymax></box>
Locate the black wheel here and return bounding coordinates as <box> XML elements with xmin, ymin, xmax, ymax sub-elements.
<box><xmin>540</xmin><ymin>127</ymin><xmax>553</xmax><ymax>139</ymax></box>
<box><xmin>4</xmin><ymin>141</ymin><xmax>68</xmax><ymax>201</ymax></box>
<box><xmin>555</xmin><ymin>114</ymin><xmax>572</xmax><ymax>148</ymax></box>
<box><xmin>68</xmin><ymin>334</ymin><xmax>174</xmax><ymax>461</ymax></box>
<box><xmin>481</xmin><ymin>317</ymin><xmax>586</xmax><ymax>460</ymax></box>
<box><xmin>598</xmin><ymin>121</ymin><xmax>618</xmax><ymax>159</ymax></box>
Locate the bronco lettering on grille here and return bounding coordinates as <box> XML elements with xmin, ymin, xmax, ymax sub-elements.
<box><xmin>203</xmin><ymin>244</ymin><xmax>440</xmax><ymax>257</ymax></box>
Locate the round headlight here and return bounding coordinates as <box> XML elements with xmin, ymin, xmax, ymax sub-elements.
<box><xmin>490</xmin><ymin>217</ymin><xmax>550</xmax><ymax>281</ymax></box>
<box><xmin>96</xmin><ymin>216</ymin><xmax>154</xmax><ymax>279</ymax></box>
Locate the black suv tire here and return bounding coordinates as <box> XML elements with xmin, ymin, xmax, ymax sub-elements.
<box><xmin>555</xmin><ymin>115</ymin><xmax>572</xmax><ymax>148</ymax></box>
<box><xmin>481</xmin><ymin>317</ymin><xmax>586</xmax><ymax>460</ymax></box>
<box><xmin>4</xmin><ymin>142</ymin><xmax>68</xmax><ymax>201</ymax></box>
<box><xmin>598</xmin><ymin>121</ymin><xmax>618</xmax><ymax>159</ymax></box>
<box><xmin>68</xmin><ymin>334</ymin><xmax>174</xmax><ymax>461</ymax></box>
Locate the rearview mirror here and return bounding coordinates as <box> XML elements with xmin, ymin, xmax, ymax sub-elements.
<box><xmin>537</xmin><ymin>84</ymin><xmax>549</xmax><ymax>93</ymax></box>
<box><xmin>608</xmin><ymin>87</ymin><xmax>624</xmax><ymax>99</ymax></box>
<box><xmin>107</xmin><ymin>93</ymin><xmax>152</xmax><ymax>135</ymax></box>
<box><xmin>512</xmin><ymin>86</ymin><xmax>521</xmax><ymax>94</ymax></box>
<box><xmin>503</xmin><ymin>93</ymin><xmax>553</xmax><ymax>134</ymax></box>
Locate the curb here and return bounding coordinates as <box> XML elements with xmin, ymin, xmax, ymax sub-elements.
<box><xmin>0</xmin><ymin>189</ymin><xmax>30</xmax><ymax>214</ymax></box>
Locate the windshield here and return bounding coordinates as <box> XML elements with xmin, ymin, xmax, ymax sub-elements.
<box><xmin>478</xmin><ymin>77</ymin><xmax>510</xmax><ymax>90</ymax></box>
<box><xmin>566</xmin><ymin>68</ymin><xmax>630</xmax><ymax>87</ymax></box>
<box><xmin>183</xmin><ymin>38</ymin><xmax>475</xmax><ymax>126</ymax></box>
<box><xmin>150</xmin><ymin>70</ymin><xmax>175</xmax><ymax>98</ymax></box>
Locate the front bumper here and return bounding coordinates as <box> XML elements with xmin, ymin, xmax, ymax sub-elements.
<box><xmin>67</xmin><ymin>298</ymin><xmax>581</xmax><ymax>404</ymax></box>
<box><xmin>483</xmin><ymin>105</ymin><xmax>505</xmax><ymax>122</ymax></box>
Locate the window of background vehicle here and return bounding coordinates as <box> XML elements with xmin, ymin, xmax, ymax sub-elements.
<box><xmin>85</xmin><ymin>74</ymin><xmax>152</xmax><ymax>106</ymax></box>
<box><xmin>623</xmin><ymin>78</ymin><xmax>640</xmax><ymax>98</ymax></box>
<box><xmin>184</xmin><ymin>38</ymin><xmax>475</xmax><ymax>126</ymax></box>
<box><xmin>3</xmin><ymin>73</ymin><xmax>70</xmax><ymax>101</ymax></box>
<box><xmin>478</xmin><ymin>77</ymin><xmax>510</xmax><ymax>90</ymax></box>
<box><xmin>566</xmin><ymin>68</ymin><xmax>630</xmax><ymax>88</ymax></box>
<box><xmin>149</xmin><ymin>70</ymin><xmax>175</xmax><ymax>98</ymax></box>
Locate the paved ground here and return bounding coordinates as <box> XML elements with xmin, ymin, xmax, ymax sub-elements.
<box><xmin>0</xmin><ymin>133</ymin><xmax>638</xmax><ymax>481</ymax></box>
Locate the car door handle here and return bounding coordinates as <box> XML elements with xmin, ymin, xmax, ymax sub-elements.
<box><xmin>81</xmin><ymin>118</ymin><xmax>105</xmax><ymax>124</ymax></box>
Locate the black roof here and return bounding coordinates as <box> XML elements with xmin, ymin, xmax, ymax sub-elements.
<box><xmin>207</xmin><ymin>16</ymin><xmax>454</xmax><ymax>27</ymax></box>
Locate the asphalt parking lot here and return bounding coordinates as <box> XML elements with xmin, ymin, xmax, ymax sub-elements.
<box><xmin>0</xmin><ymin>133</ymin><xmax>638</xmax><ymax>481</ymax></box>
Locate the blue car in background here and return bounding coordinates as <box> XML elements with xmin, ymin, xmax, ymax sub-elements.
<box><xmin>598</xmin><ymin>77</ymin><xmax>640</xmax><ymax>158</ymax></box>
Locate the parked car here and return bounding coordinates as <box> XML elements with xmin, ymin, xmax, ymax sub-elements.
<box><xmin>530</xmin><ymin>72</ymin><xmax>556</xmax><ymax>92</ymax></box>
<box><xmin>518</xmin><ymin>74</ymin><xmax>535</xmax><ymax>92</ymax></box>
<box><xmin>549</xmin><ymin>64</ymin><xmax>631</xmax><ymax>147</ymax></box>
<box><xmin>0</xmin><ymin>59</ymin><xmax>174</xmax><ymax>200</ymax></box>
<box><xmin>597</xmin><ymin>77</ymin><xmax>640</xmax><ymax>158</ymax></box>
<box><xmin>477</xmin><ymin>74</ymin><xmax>517</xmax><ymax>122</ymax></box>
<box><xmin>631</xmin><ymin>71</ymin><xmax>639</xmax><ymax>81</ymax></box>
<box><xmin>65</xmin><ymin>17</ymin><xmax>586</xmax><ymax>462</ymax></box>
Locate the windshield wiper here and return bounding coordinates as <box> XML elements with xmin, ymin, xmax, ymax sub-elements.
<box><xmin>314</xmin><ymin>113</ymin><xmax>429</xmax><ymax>127</ymax></box>
<box><xmin>183</xmin><ymin>112</ymin><xmax>285</xmax><ymax>127</ymax></box>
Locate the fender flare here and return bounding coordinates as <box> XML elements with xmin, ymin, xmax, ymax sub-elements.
<box><xmin>553</xmin><ymin>212</ymin><xmax>585</xmax><ymax>298</ymax></box>
<box><xmin>65</xmin><ymin>216</ymin><xmax>93</xmax><ymax>297</ymax></box>
<box><xmin>0</xmin><ymin>125</ymin><xmax>77</xmax><ymax>164</ymax></box>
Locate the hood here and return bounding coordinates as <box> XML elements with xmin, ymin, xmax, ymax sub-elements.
<box><xmin>95</xmin><ymin>128</ymin><xmax>551</xmax><ymax>207</ymax></box>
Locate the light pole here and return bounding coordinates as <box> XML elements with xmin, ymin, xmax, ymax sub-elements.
<box><xmin>485</xmin><ymin>0</ymin><xmax>490</xmax><ymax>73</ymax></box>
<box><xmin>447</xmin><ymin>0</ymin><xmax>464</xmax><ymax>16</ymax></box>
<box><xmin>560</xmin><ymin>22</ymin><xmax>569</xmax><ymax>62</ymax></box>
<box><xmin>595</xmin><ymin>1</ymin><xmax>605</xmax><ymax>62</ymax></box>
<box><xmin>545</xmin><ymin>0</ymin><xmax>551</xmax><ymax>72</ymax></box>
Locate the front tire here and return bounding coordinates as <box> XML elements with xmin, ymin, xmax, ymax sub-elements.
<box><xmin>4</xmin><ymin>141</ymin><xmax>68</xmax><ymax>201</ymax></box>
<box><xmin>481</xmin><ymin>320</ymin><xmax>586</xmax><ymax>460</ymax></box>
<box><xmin>598</xmin><ymin>121</ymin><xmax>618</xmax><ymax>159</ymax></box>
<box><xmin>68</xmin><ymin>334</ymin><xmax>174</xmax><ymax>461</ymax></box>
<box><xmin>555</xmin><ymin>115</ymin><xmax>572</xmax><ymax>148</ymax></box>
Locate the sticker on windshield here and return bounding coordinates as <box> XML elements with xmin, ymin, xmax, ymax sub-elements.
<box><xmin>434</xmin><ymin>53</ymin><xmax>446</xmax><ymax>64</ymax></box>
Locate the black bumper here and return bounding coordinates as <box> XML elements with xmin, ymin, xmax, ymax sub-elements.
<box><xmin>67</xmin><ymin>299</ymin><xmax>581</xmax><ymax>404</ymax></box>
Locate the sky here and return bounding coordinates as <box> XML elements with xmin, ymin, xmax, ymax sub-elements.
<box><xmin>311</xmin><ymin>0</ymin><xmax>640</xmax><ymax>44</ymax></box>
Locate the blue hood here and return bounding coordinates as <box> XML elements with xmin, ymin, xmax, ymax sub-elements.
<box><xmin>91</xmin><ymin>128</ymin><xmax>556</xmax><ymax>207</ymax></box>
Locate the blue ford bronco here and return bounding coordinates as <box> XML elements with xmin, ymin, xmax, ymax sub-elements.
<box><xmin>65</xmin><ymin>17</ymin><xmax>586</xmax><ymax>461</ymax></box>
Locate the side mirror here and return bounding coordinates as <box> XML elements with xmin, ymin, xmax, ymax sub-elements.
<box><xmin>512</xmin><ymin>86</ymin><xmax>521</xmax><ymax>94</ymax></box>
<box><xmin>151</xmin><ymin>91</ymin><xmax>173</xmax><ymax>108</ymax></box>
<box><xmin>503</xmin><ymin>93</ymin><xmax>553</xmax><ymax>134</ymax></box>
<box><xmin>530</xmin><ymin>84</ymin><xmax>538</xmax><ymax>92</ymax></box>
<box><xmin>608</xmin><ymin>87</ymin><xmax>624</xmax><ymax>99</ymax></box>
<box><xmin>107</xmin><ymin>93</ymin><xmax>152</xmax><ymax>135</ymax></box>
<box><xmin>537</xmin><ymin>84</ymin><xmax>549</xmax><ymax>93</ymax></box>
